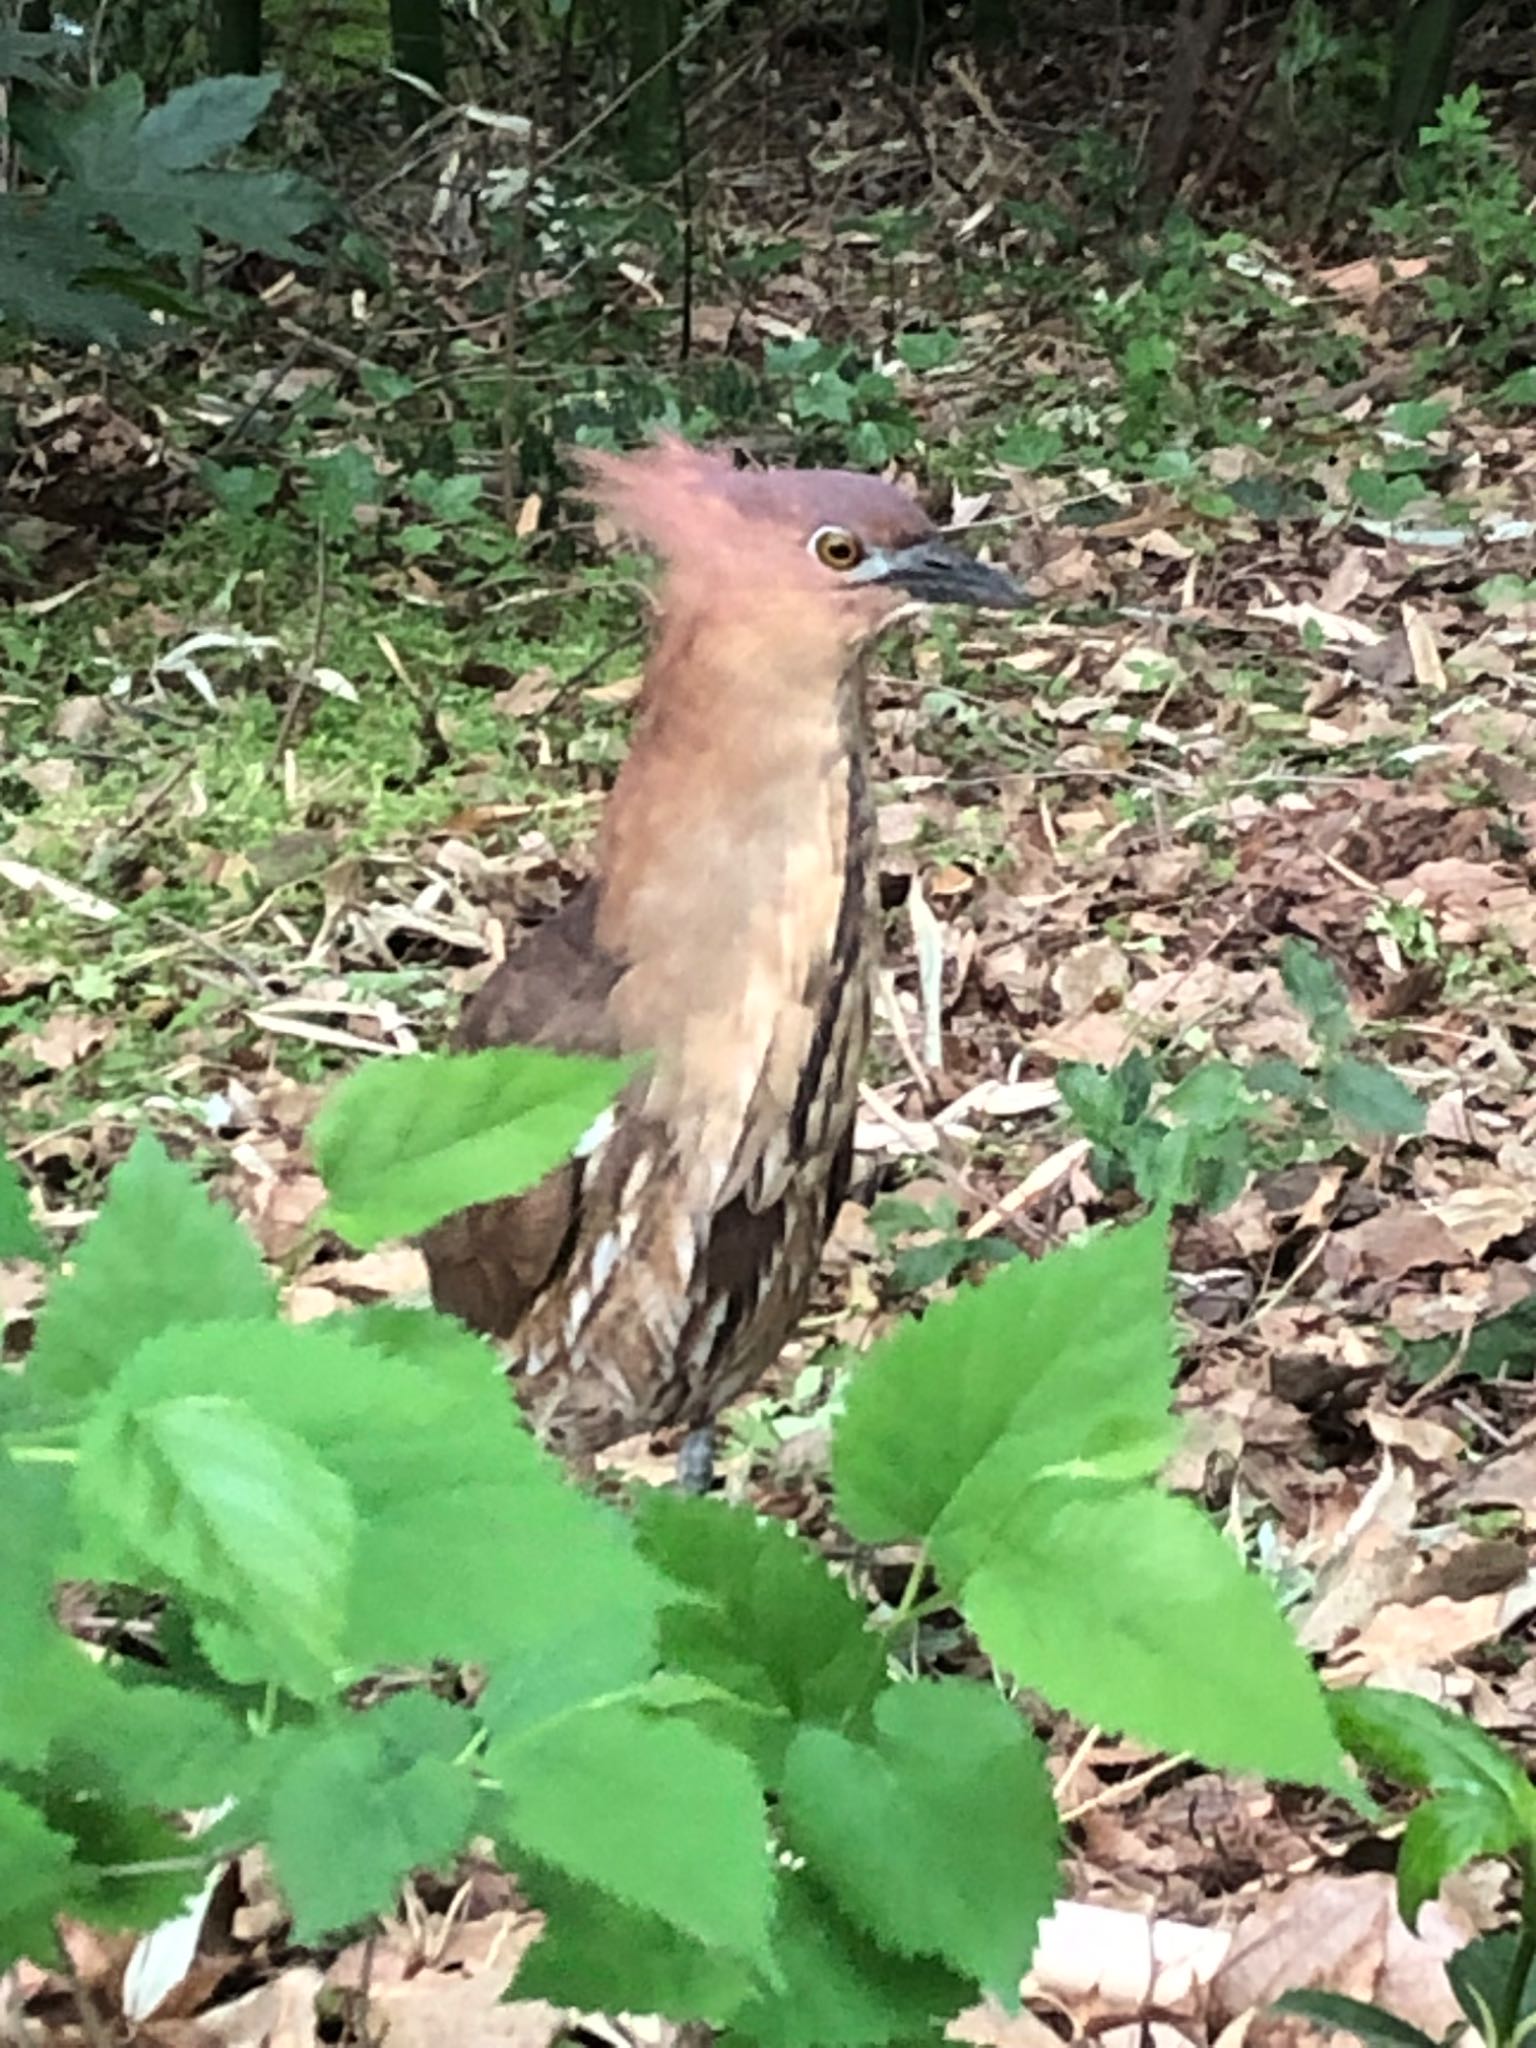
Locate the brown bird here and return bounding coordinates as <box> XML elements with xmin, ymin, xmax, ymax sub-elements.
<box><xmin>423</xmin><ymin>439</ymin><xmax>1024</xmax><ymax>1473</ymax></box>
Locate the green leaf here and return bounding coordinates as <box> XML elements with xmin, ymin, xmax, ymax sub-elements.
<box><xmin>1398</xmin><ymin>1789</ymin><xmax>1525</xmax><ymax>1927</ymax></box>
<box><xmin>75</xmin><ymin>1388</ymin><xmax>356</xmax><ymax>1695</ymax></box>
<box><xmin>729</xmin><ymin>1873</ymin><xmax>968</xmax><ymax>2048</ymax></box>
<box><xmin>494</xmin><ymin>1703</ymin><xmax>775</xmax><ymax>1968</ymax></box>
<box><xmin>937</xmin><ymin>1475</ymin><xmax>1348</xmax><ymax>1789</ymax></box>
<box><xmin>20</xmin><ymin>70</ymin><xmax>327</xmax><ymax>265</ymax></box>
<box><xmin>1271</xmin><ymin>1990</ymin><xmax>1442</xmax><ymax>2048</ymax></box>
<box><xmin>0</xmin><ymin>1783</ymin><xmax>75</xmax><ymax>1970</ymax></box>
<box><xmin>833</xmin><ymin>1216</ymin><xmax>1176</xmax><ymax>1545</ymax></box>
<box><xmin>516</xmin><ymin>1866</ymin><xmax>761</xmax><ymax>2023</ymax></box>
<box><xmin>80</xmin><ymin>1313</ymin><xmax>665</xmax><ymax>1681</ymax></box>
<box><xmin>312</xmin><ymin>1045</ymin><xmax>633</xmax><ymax>1247</ymax></box>
<box><xmin>0</xmin><ymin>1154</ymin><xmax>44</xmax><ymax>1260</ymax></box>
<box><xmin>137</xmin><ymin>71</ymin><xmax>280</xmax><ymax>170</ymax></box>
<box><xmin>780</xmin><ymin>1682</ymin><xmax>1058</xmax><ymax>1994</ymax></box>
<box><xmin>0</xmin><ymin>1454</ymin><xmax>93</xmax><ymax>1768</ymax></box>
<box><xmin>263</xmin><ymin>1697</ymin><xmax>478</xmax><ymax>1940</ymax></box>
<box><xmin>0</xmin><ymin>193</ymin><xmax>160</xmax><ymax>345</ymax></box>
<box><xmin>1395</xmin><ymin>1296</ymin><xmax>1536</xmax><ymax>1385</ymax></box>
<box><xmin>1280</xmin><ymin>939</ymin><xmax>1353</xmax><ymax>1056</ymax></box>
<box><xmin>634</xmin><ymin>1494</ymin><xmax>886</xmax><ymax>1767</ymax></box>
<box><xmin>1329</xmin><ymin>1687</ymin><xmax>1536</xmax><ymax>1824</ymax></box>
<box><xmin>49</xmin><ymin>1673</ymin><xmax>250</xmax><ymax>1814</ymax></box>
<box><xmin>1448</xmin><ymin>1930</ymin><xmax>1536</xmax><ymax>2038</ymax></box>
<box><xmin>1321</xmin><ymin>1058</ymin><xmax>1425</xmax><ymax>1137</ymax></box>
<box><xmin>28</xmin><ymin>1133</ymin><xmax>274</xmax><ymax>1403</ymax></box>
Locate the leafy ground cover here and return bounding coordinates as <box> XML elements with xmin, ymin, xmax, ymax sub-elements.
<box><xmin>5</xmin><ymin>44</ymin><xmax>1536</xmax><ymax>2048</ymax></box>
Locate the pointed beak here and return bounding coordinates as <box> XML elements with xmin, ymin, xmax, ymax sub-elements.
<box><xmin>881</xmin><ymin>537</ymin><xmax>1028</xmax><ymax>611</ymax></box>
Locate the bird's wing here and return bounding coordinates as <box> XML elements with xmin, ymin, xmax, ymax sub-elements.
<box><xmin>420</xmin><ymin>885</ymin><xmax>627</xmax><ymax>1337</ymax></box>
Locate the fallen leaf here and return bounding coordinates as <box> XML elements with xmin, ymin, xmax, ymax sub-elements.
<box><xmin>1213</xmin><ymin>1872</ymin><xmax>1468</xmax><ymax>2034</ymax></box>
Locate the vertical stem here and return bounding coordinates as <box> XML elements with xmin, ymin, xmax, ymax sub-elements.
<box><xmin>1497</xmin><ymin>1847</ymin><xmax>1536</xmax><ymax>2048</ymax></box>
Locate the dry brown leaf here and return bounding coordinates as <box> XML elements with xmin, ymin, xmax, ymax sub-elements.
<box><xmin>25</xmin><ymin>1010</ymin><xmax>115</xmax><ymax>1071</ymax></box>
<box><xmin>1425</xmin><ymin>1181</ymin><xmax>1536</xmax><ymax>1257</ymax></box>
<box><xmin>193</xmin><ymin>1965</ymin><xmax>323</xmax><ymax>2048</ymax></box>
<box><xmin>1366</xmin><ymin>1408</ymin><xmax>1465</xmax><ymax>1467</ymax></box>
<box><xmin>1315</xmin><ymin>255</ymin><xmax>1431</xmax><ymax>301</ymax></box>
<box><xmin>1212</xmin><ymin>1872</ymin><xmax>1469</xmax><ymax>2032</ymax></box>
<box><xmin>1330</xmin><ymin>1571</ymin><xmax>1536</xmax><ymax>1681</ymax></box>
<box><xmin>1051</xmin><ymin>938</ymin><xmax>1131</xmax><ymax>1018</ymax></box>
<box><xmin>1321</xmin><ymin>1208</ymin><xmax>1463</xmax><ymax>1288</ymax></box>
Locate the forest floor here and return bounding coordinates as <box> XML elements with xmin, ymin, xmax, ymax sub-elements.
<box><xmin>6</xmin><ymin>44</ymin><xmax>1536</xmax><ymax>2048</ymax></box>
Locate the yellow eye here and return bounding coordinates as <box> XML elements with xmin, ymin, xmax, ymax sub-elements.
<box><xmin>810</xmin><ymin>525</ymin><xmax>865</xmax><ymax>571</ymax></box>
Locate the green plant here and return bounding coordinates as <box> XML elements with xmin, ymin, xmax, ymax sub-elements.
<box><xmin>1282</xmin><ymin>1688</ymin><xmax>1536</xmax><ymax>2048</ymax></box>
<box><xmin>1374</xmin><ymin>87</ymin><xmax>1536</xmax><ymax>373</ymax></box>
<box><xmin>0</xmin><ymin>1041</ymin><xmax>1349</xmax><ymax>2033</ymax></box>
<box><xmin>1</xmin><ymin>66</ymin><xmax>328</xmax><ymax>345</ymax></box>
<box><xmin>1058</xmin><ymin>939</ymin><xmax>1424</xmax><ymax>1214</ymax></box>
<box><xmin>868</xmin><ymin>1190</ymin><xmax>1019</xmax><ymax>1296</ymax></box>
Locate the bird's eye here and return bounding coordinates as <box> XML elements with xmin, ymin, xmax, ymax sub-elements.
<box><xmin>809</xmin><ymin>525</ymin><xmax>865</xmax><ymax>571</ymax></box>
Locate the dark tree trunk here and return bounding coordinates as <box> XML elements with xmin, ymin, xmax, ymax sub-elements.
<box><xmin>207</xmin><ymin>0</ymin><xmax>263</xmax><ymax>74</ymax></box>
<box><xmin>622</xmin><ymin>0</ymin><xmax>682</xmax><ymax>183</ymax></box>
<box><xmin>1141</xmin><ymin>0</ymin><xmax>1235</xmax><ymax>210</ymax></box>
<box><xmin>389</xmin><ymin>0</ymin><xmax>448</xmax><ymax>127</ymax></box>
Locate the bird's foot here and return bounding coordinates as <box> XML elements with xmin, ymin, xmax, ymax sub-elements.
<box><xmin>675</xmin><ymin>1426</ymin><xmax>716</xmax><ymax>1496</ymax></box>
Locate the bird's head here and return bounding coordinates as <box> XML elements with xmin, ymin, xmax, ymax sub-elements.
<box><xmin>579</xmin><ymin>437</ymin><xmax>1025</xmax><ymax>639</ymax></box>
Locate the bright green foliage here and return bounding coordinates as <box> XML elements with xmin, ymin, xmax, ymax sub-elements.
<box><xmin>1331</xmin><ymin>1687</ymin><xmax>1536</xmax><ymax>1925</ymax></box>
<box><xmin>728</xmin><ymin>1875</ymin><xmax>971</xmax><ymax>2048</ymax></box>
<box><xmin>635</xmin><ymin>1494</ymin><xmax>887</xmax><ymax>1768</ymax></box>
<box><xmin>1</xmin><ymin>1042</ymin><xmax>1359</xmax><ymax>2037</ymax></box>
<box><xmin>1058</xmin><ymin>938</ymin><xmax>1423</xmax><ymax>1217</ymax></box>
<box><xmin>781</xmin><ymin>1684</ymin><xmax>1057</xmax><ymax>1996</ymax></box>
<box><xmin>0</xmin><ymin>1786</ymin><xmax>77</xmax><ymax>1971</ymax></box>
<box><xmin>1285</xmin><ymin>1690</ymin><xmax>1536</xmax><ymax>2048</ymax></box>
<box><xmin>28</xmin><ymin>1134</ymin><xmax>274</xmax><ymax>1406</ymax></box>
<box><xmin>263</xmin><ymin>1703</ymin><xmax>479</xmax><ymax>1939</ymax></box>
<box><xmin>834</xmin><ymin>1217</ymin><xmax>1177</xmax><ymax>1543</ymax></box>
<box><xmin>941</xmin><ymin>1477</ymin><xmax>1346</xmax><ymax>1786</ymax></box>
<box><xmin>77</xmin><ymin>1380</ymin><xmax>357</xmax><ymax>1695</ymax></box>
<box><xmin>312</xmin><ymin>1044</ymin><xmax>633</xmax><ymax>1246</ymax></box>
<box><xmin>497</xmin><ymin>1703</ymin><xmax>777</xmax><ymax>1968</ymax></box>
<box><xmin>0</xmin><ymin>1155</ymin><xmax>44</xmax><ymax>1261</ymax></box>
<box><xmin>835</xmin><ymin>1217</ymin><xmax>1349</xmax><ymax>1790</ymax></box>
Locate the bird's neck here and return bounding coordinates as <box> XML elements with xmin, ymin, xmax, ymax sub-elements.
<box><xmin>593</xmin><ymin>600</ymin><xmax>873</xmax><ymax>1153</ymax></box>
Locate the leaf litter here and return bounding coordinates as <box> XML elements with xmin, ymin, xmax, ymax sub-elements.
<box><xmin>7</xmin><ymin>40</ymin><xmax>1536</xmax><ymax>2048</ymax></box>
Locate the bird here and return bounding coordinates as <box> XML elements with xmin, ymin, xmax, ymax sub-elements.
<box><xmin>422</xmin><ymin>437</ymin><xmax>1024</xmax><ymax>1475</ymax></box>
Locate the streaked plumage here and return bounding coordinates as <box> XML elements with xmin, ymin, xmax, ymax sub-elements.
<box><xmin>422</xmin><ymin>439</ymin><xmax>1023</xmax><ymax>1459</ymax></box>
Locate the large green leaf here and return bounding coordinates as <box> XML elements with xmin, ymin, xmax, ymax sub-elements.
<box><xmin>494</xmin><ymin>1703</ymin><xmax>776</xmax><ymax>1969</ymax></box>
<box><xmin>262</xmin><ymin>1696</ymin><xmax>478</xmax><ymax>1939</ymax></box>
<box><xmin>78</xmin><ymin>1314</ymin><xmax>665</xmax><ymax>1685</ymax></box>
<box><xmin>516</xmin><ymin>1865</ymin><xmax>762</xmax><ymax>2023</ymax></box>
<box><xmin>75</xmin><ymin>1385</ymin><xmax>355</xmax><ymax>1696</ymax></box>
<box><xmin>833</xmin><ymin>1216</ymin><xmax>1176</xmax><ymax>1544</ymax></box>
<box><xmin>937</xmin><ymin>1472</ymin><xmax>1349</xmax><ymax>1790</ymax></box>
<box><xmin>780</xmin><ymin>1683</ymin><xmax>1057</xmax><ymax>1996</ymax></box>
<box><xmin>312</xmin><ymin>1045</ymin><xmax>633</xmax><ymax>1247</ymax></box>
<box><xmin>1398</xmin><ymin>1788</ymin><xmax>1525</xmax><ymax>1928</ymax></box>
<box><xmin>728</xmin><ymin>1872</ymin><xmax>967</xmax><ymax>2048</ymax></box>
<box><xmin>634</xmin><ymin>1493</ymin><xmax>886</xmax><ymax>1768</ymax></box>
<box><xmin>15</xmin><ymin>69</ymin><xmax>327</xmax><ymax>264</ymax></box>
<box><xmin>27</xmin><ymin>1133</ymin><xmax>274</xmax><ymax>1403</ymax></box>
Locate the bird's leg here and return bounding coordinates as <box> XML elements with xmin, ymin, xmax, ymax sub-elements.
<box><xmin>675</xmin><ymin>1425</ymin><xmax>716</xmax><ymax>1496</ymax></box>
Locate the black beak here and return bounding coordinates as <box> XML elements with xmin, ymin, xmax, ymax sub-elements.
<box><xmin>883</xmin><ymin>537</ymin><xmax>1028</xmax><ymax>611</ymax></box>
